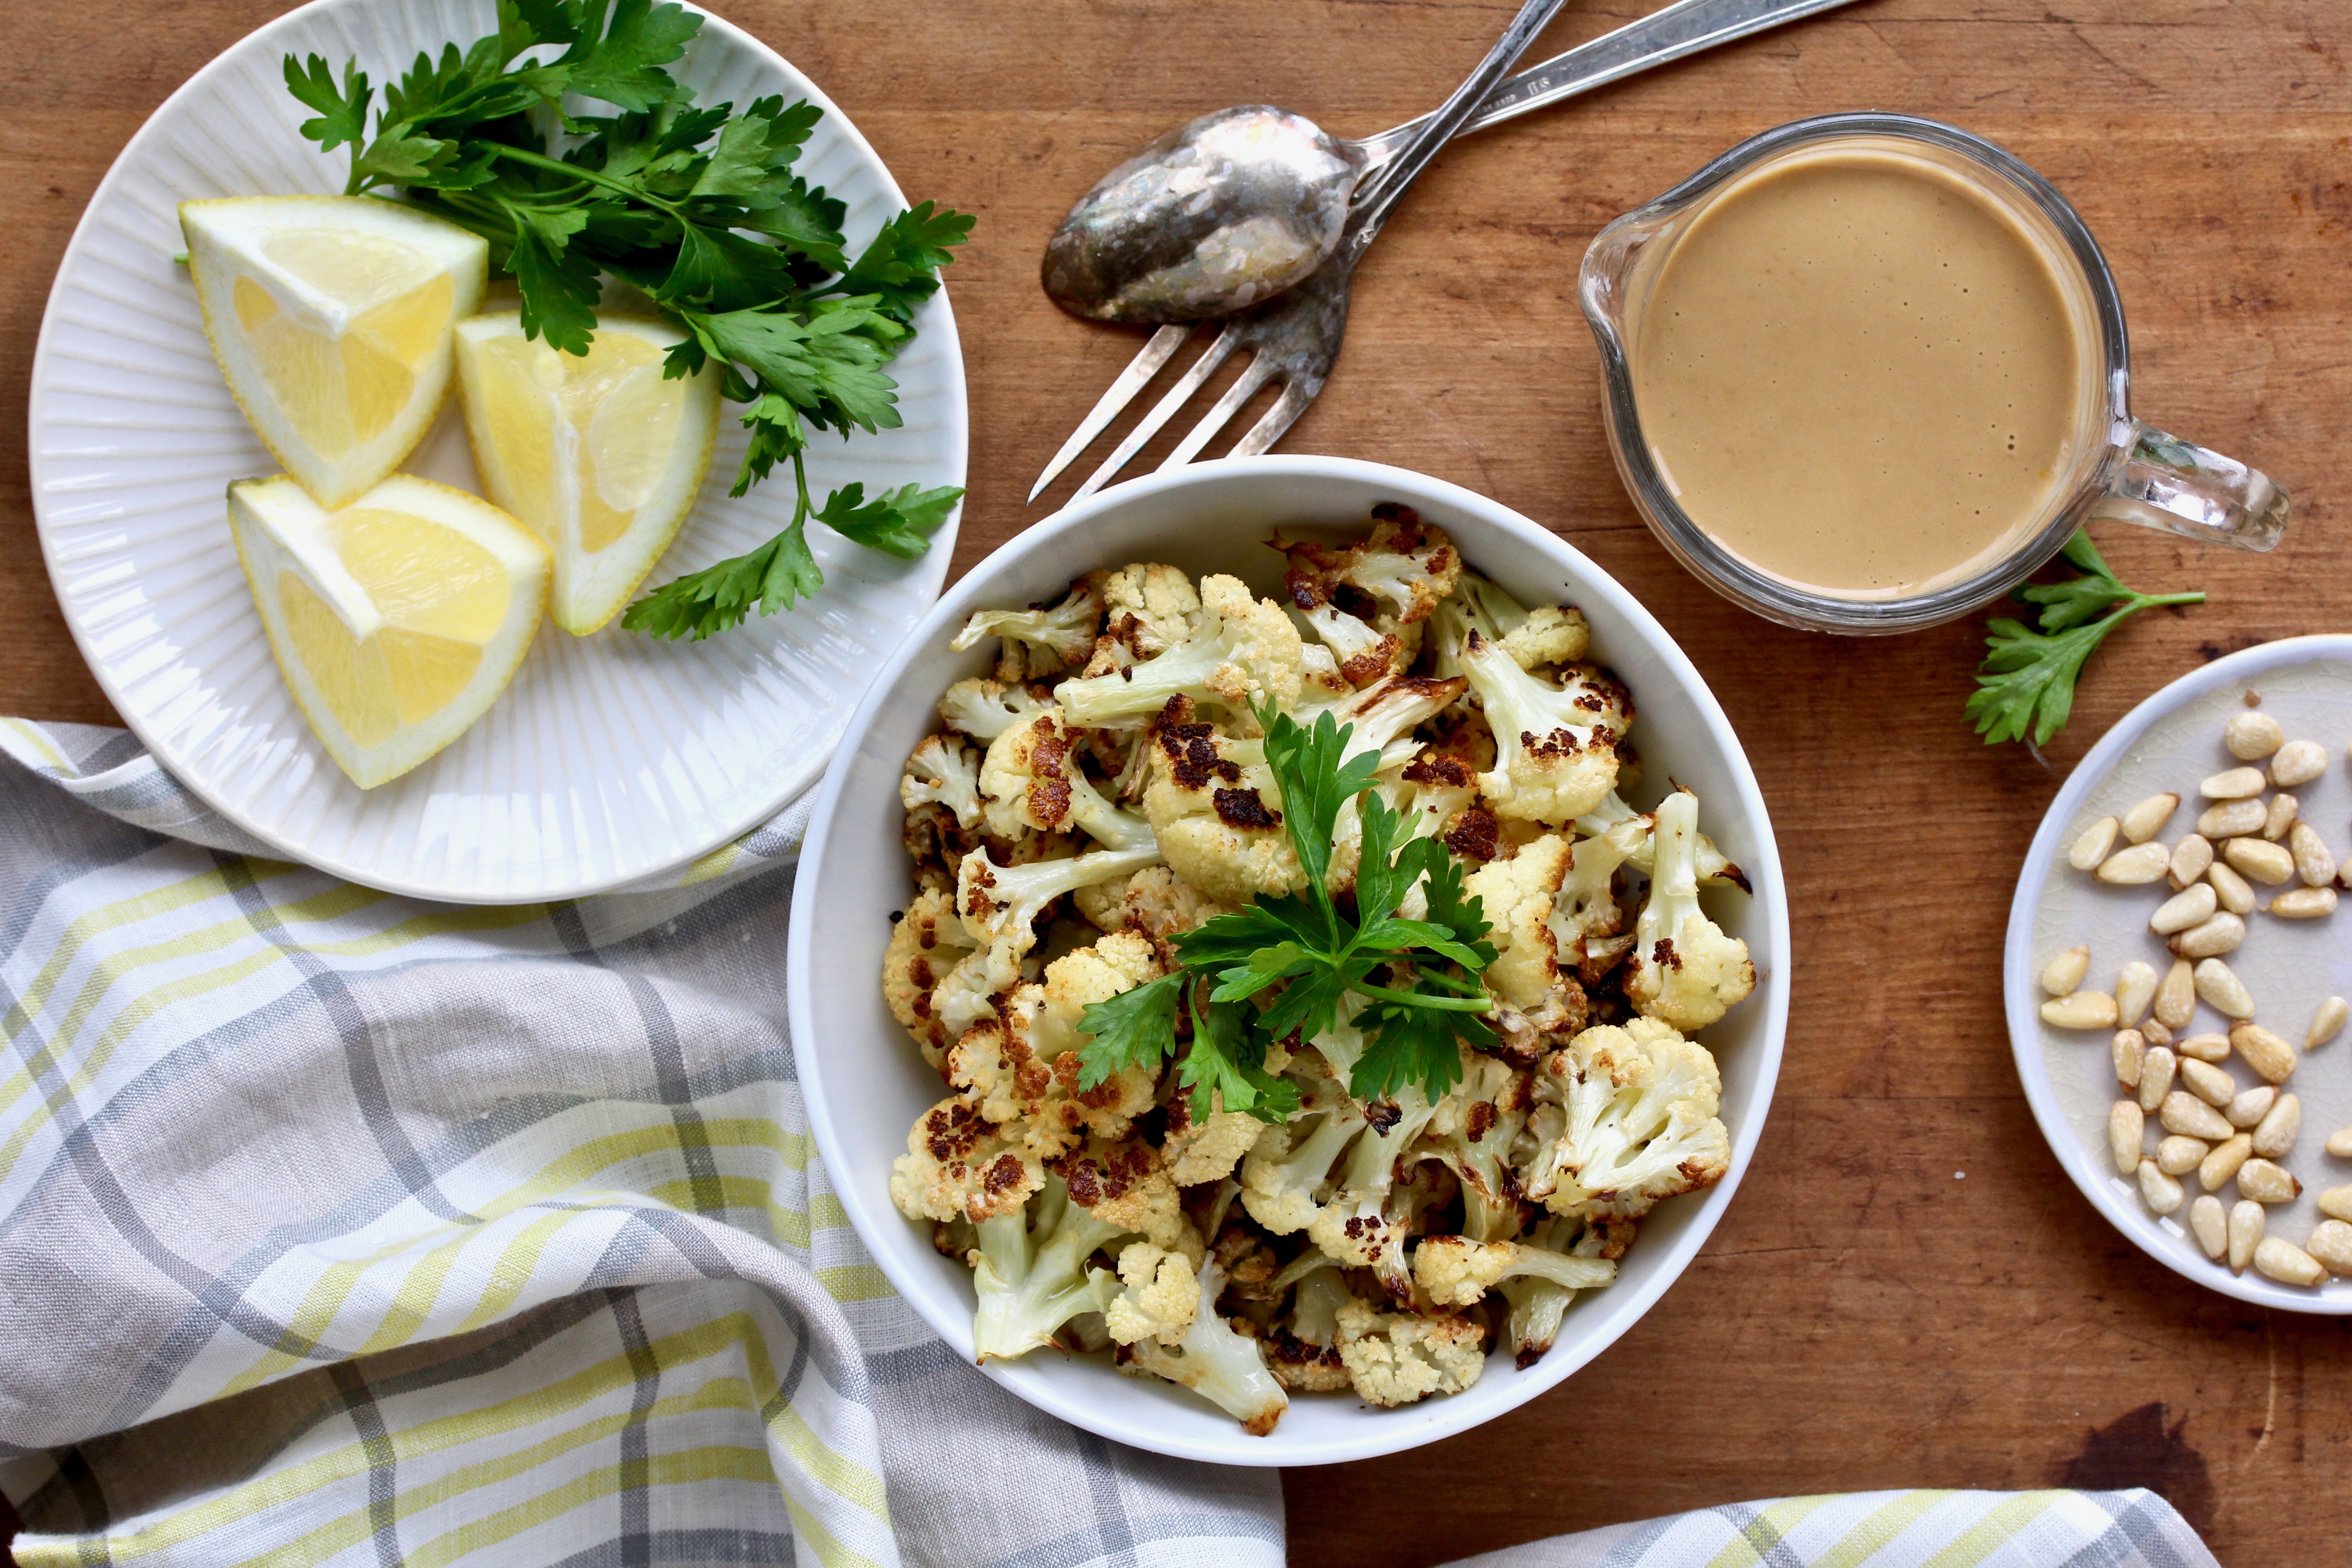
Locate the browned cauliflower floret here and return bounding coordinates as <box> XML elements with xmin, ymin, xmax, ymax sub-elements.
<box><xmin>979</xmin><ymin>708</ymin><xmax>1160</xmax><ymax>853</ymax></box>
<box><xmin>889</xmin><ymin>1096</ymin><xmax>1045</xmax><ymax>1225</ymax></box>
<box><xmin>1629</xmin><ymin>790</ymin><xmax>1756</xmax><ymax>1031</ymax></box>
<box><xmin>1459</xmin><ymin>634</ymin><xmax>1630</xmax><ymax>826</ymax></box>
<box><xmin>946</xmin><ymin>933</ymin><xmax>1165</xmax><ymax>1158</ymax></box>
<box><xmin>1162</xmin><ymin>1095</ymin><xmax>1271</xmax><ymax>1187</ymax></box>
<box><xmin>1138</xmin><ymin>700</ymin><xmax>1302</xmax><ymax>907</ymax></box>
<box><xmin>882</xmin><ymin>887</ymin><xmax>980</xmax><ymax>1069</ymax></box>
<box><xmin>1520</xmin><ymin>1017</ymin><xmax>1730</xmax><ymax>1221</ymax></box>
<box><xmin>1334</xmin><ymin>1296</ymin><xmax>1486</xmax><ymax>1406</ymax></box>
<box><xmin>951</xmin><ymin>579</ymin><xmax>1104</xmax><ymax>681</ymax></box>
<box><xmin>1055</xmin><ymin>574</ymin><xmax>1304</xmax><ymax>729</ymax></box>
<box><xmin>1089</xmin><ymin>563</ymin><xmax>1202</xmax><ymax>657</ymax></box>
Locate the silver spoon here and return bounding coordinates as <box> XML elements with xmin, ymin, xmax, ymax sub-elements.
<box><xmin>1043</xmin><ymin>0</ymin><xmax>1865</xmax><ymax>323</ymax></box>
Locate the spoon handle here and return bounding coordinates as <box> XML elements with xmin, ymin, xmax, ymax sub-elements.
<box><xmin>1343</xmin><ymin>0</ymin><xmax>1572</xmax><ymax>251</ymax></box>
<box><xmin>1356</xmin><ymin>0</ymin><xmax>1868</xmax><ymax>172</ymax></box>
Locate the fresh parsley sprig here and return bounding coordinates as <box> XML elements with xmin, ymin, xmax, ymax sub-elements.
<box><xmin>1075</xmin><ymin>703</ymin><xmax>1497</xmax><ymax>1121</ymax></box>
<box><xmin>284</xmin><ymin>0</ymin><xmax>971</xmax><ymax>637</ymax></box>
<box><xmin>1967</xmin><ymin>531</ymin><xmax>2205</xmax><ymax>746</ymax></box>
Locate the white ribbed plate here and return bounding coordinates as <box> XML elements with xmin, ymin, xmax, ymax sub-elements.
<box><xmin>28</xmin><ymin>0</ymin><xmax>965</xmax><ymax>903</ymax></box>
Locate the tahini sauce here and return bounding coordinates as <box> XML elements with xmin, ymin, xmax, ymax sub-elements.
<box><xmin>1630</xmin><ymin>145</ymin><xmax>2091</xmax><ymax>598</ymax></box>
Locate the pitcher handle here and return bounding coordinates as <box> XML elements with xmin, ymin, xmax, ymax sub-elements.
<box><xmin>2094</xmin><ymin>421</ymin><xmax>2288</xmax><ymax>552</ymax></box>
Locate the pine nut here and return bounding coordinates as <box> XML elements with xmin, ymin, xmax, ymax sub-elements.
<box><xmin>2269</xmin><ymin>887</ymin><xmax>2339</xmax><ymax>919</ymax></box>
<box><xmin>2254</xmin><ymin>1235</ymin><xmax>2325</xmax><ymax>1286</ymax></box>
<box><xmin>2179</xmin><ymin>1057</ymin><xmax>2235</xmax><ymax>1106</ymax></box>
<box><xmin>2154</xmin><ymin>959</ymin><xmax>2197</xmax><ymax>1029</ymax></box>
<box><xmin>2112</xmin><ymin>1029</ymin><xmax>2146</xmax><ymax>1089</ymax></box>
<box><xmin>2309</xmin><ymin>997</ymin><xmax>2349</xmax><ymax>1050</ymax></box>
<box><xmin>2194</xmin><ymin>959</ymin><xmax>2255</xmax><ymax>1019</ymax></box>
<box><xmin>2150</xmin><ymin>883</ymin><xmax>2216</xmax><ymax>935</ymax></box>
<box><xmin>2201</xmin><ymin>766</ymin><xmax>2266</xmax><ymax>799</ymax></box>
<box><xmin>2069</xmin><ymin>815</ymin><xmax>2120</xmax><ymax>871</ymax></box>
<box><xmin>2231</xmin><ymin>1022</ymin><xmax>2297</xmax><ymax>1083</ymax></box>
<box><xmin>2227</xmin><ymin>1085</ymin><xmax>2276</xmax><ymax>1128</ymax></box>
<box><xmin>2138</xmin><ymin>1046</ymin><xmax>2177</xmax><ymax>1112</ymax></box>
<box><xmin>2161</xmin><ymin>1091</ymin><xmax>2233</xmax><ymax>1141</ymax></box>
<box><xmin>2168</xmin><ymin>912</ymin><xmax>2245</xmax><ymax>959</ymax></box>
<box><xmin>2200</xmin><ymin>1133</ymin><xmax>2253</xmax><ymax>1192</ymax></box>
<box><xmin>2271</xmin><ymin>739</ymin><xmax>2328</xmax><ymax>787</ymax></box>
<box><xmin>2318</xmin><ymin>1186</ymin><xmax>2352</xmax><ymax>1223</ymax></box>
<box><xmin>2166</xmin><ymin>834</ymin><xmax>2214</xmax><ymax>889</ymax></box>
<box><xmin>2307</xmin><ymin>1220</ymin><xmax>2352</xmax><ymax>1276</ymax></box>
<box><xmin>2190</xmin><ymin>1194</ymin><xmax>2229</xmax><ymax>1258</ymax></box>
<box><xmin>2229</xmin><ymin>1200</ymin><xmax>2264</xmax><ymax>1271</ymax></box>
<box><xmin>2138</xmin><ymin>1158</ymin><xmax>2185</xmax><ymax>1215</ymax></box>
<box><xmin>2110</xmin><ymin>1100</ymin><xmax>2146</xmax><ymax>1176</ymax></box>
<box><xmin>2175</xmin><ymin>1031</ymin><xmax>2231</xmax><ymax>1063</ymax></box>
<box><xmin>2097</xmin><ymin>843</ymin><xmax>2172</xmax><ymax>884</ymax></box>
<box><xmin>2222</xmin><ymin>837</ymin><xmax>2295</xmax><ymax>886</ymax></box>
<box><xmin>2141</xmin><ymin>1017</ymin><xmax>2175</xmax><ymax>1049</ymax></box>
<box><xmin>2251</xmin><ymin>1093</ymin><xmax>2301</xmax><ymax>1159</ymax></box>
<box><xmin>2264</xmin><ymin>793</ymin><xmax>2299</xmax><ymax>841</ymax></box>
<box><xmin>2115</xmin><ymin>962</ymin><xmax>2158</xmax><ymax>1028</ymax></box>
<box><xmin>2225</xmin><ymin>710</ymin><xmax>2283</xmax><ymax>759</ymax></box>
<box><xmin>2207</xmin><ymin>862</ymin><xmax>2256</xmax><ymax>914</ymax></box>
<box><xmin>2329</xmin><ymin>1126</ymin><xmax>2352</xmax><ymax>1158</ymax></box>
<box><xmin>2238</xmin><ymin>1158</ymin><xmax>2302</xmax><ymax>1203</ymax></box>
<box><xmin>2040</xmin><ymin>945</ymin><xmax>2089</xmax><ymax>995</ymax></box>
<box><xmin>2196</xmin><ymin>799</ymin><xmax>2266</xmax><ymax>839</ymax></box>
<box><xmin>2290</xmin><ymin>821</ymin><xmax>2337</xmax><ymax>887</ymax></box>
<box><xmin>2041</xmin><ymin>991</ymin><xmax>2117</xmax><ymax>1029</ymax></box>
<box><xmin>2156</xmin><ymin>1135</ymin><xmax>2209</xmax><ymax>1176</ymax></box>
<box><xmin>2122</xmin><ymin>792</ymin><xmax>2182</xmax><ymax>840</ymax></box>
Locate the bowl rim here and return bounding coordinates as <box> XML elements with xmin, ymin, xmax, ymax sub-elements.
<box><xmin>788</xmin><ymin>454</ymin><xmax>1792</xmax><ymax>1463</ymax></box>
<box><xmin>2003</xmin><ymin>632</ymin><xmax>2352</xmax><ymax>1313</ymax></box>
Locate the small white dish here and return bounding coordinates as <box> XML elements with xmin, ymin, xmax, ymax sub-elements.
<box><xmin>2006</xmin><ymin>635</ymin><xmax>2352</xmax><ymax>1311</ymax></box>
<box><xmin>788</xmin><ymin>456</ymin><xmax>1790</xmax><ymax>1466</ymax></box>
<box><xmin>26</xmin><ymin>0</ymin><xmax>965</xmax><ymax>903</ymax></box>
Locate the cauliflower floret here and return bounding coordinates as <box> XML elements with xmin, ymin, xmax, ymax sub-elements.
<box><xmin>890</xmin><ymin>1096</ymin><xmax>1045</xmax><ymax>1225</ymax></box>
<box><xmin>1520</xmin><ymin>1017</ymin><xmax>1730</xmax><ymax>1220</ymax></box>
<box><xmin>1459</xmin><ymin>633</ymin><xmax>1630</xmax><ymax>825</ymax></box>
<box><xmin>1092</xmin><ymin>1241</ymin><xmax>1200</xmax><ymax>1347</ymax></box>
<box><xmin>1138</xmin><ymin>701</ymin><xmax>1303</xmax><ymax>907</ymax></box>
<box><xmin>979</xmin><ymin>709</ymin><xmax>1158</xmax><ymax>852</ymax></box>
<box><xmin>1334</xmin><ymin>1296</ymin><xmax>1485</xmax><ymax>1407</ymax></box>
<box><xmin>1578</xmin><ymin>791</ymin><xmax>1751</xmax><ymax>892</ymax></box>
<box><xmin>1118</xmin><ymin>1253</ymin><xmax>1290</xmax><ymax>1435</ymax></box>
<box><xmin>1347</xmin><ymin>504</ymin><xmax>1463</xmax><ymax>623</ymax></box>
<box><xmin>1549</xmin><ymin>813</ymin><xmax>1646</xmax><ymax>983</ymax></box>
<box><xmin>1628</xmin><ymin>790</ymin><xmax>1756</xmax><ymax>1031</ymax></box>
<box><xmin>940</xmin><ymin>677</ymin><xmax>1055</xmax><ymax>742</ymax></box>
<box><xmin>1264</xmin><ymin>1260</ymin><xmax>1357</xmax><ymax>1392</ymax></box>
<box><xmin>901</xmin><ymin>733</ymin><xmax>982</xmax><ymax>831</ymax></box>
<box><xmin>882</xmin><ymin>887</ymin><xmax>980</xmax><ymax>1068</ymax></box>
<box><xmin>1430</xmin><ymin>571</ymin><xmax>1589</xmax><ymax>676</ymax></box>
<box><xmin>1090</xmin><ymin>563</ymin><xmax>1202</xmax><ymax>657</ymax></box>
<box><xmin>1237</xmin><ymin>1049</ymin><xmax>1370</xmax><ymax>1234</ymax></box>
<box><xmin>1382</xmin><ymin>751</ymin><xmax>1480</xmax><ymax>847</ymax></box>
<box><xmin>1054</xmin><ymin>574</ymin><xmax>1303</xmax><ymax>729</ymax></box>
<box><xmin>1465</xmin><ymin>833</ymin><xmax>1570</xmax><ymax>1009</ymax></box>
<box><xmin>1276</xmin><ymin>515</ymin><xmax>1454</xmax><ymax>686</ymax></box>
<box><xmin>1411</xmin><ymin>1233</ymin><xmax>1618</xmax><ymax>1308</ymax></box>
<box><xmin>947</xmin><ymin>934</ymin><xmax>1164</xmax><ymax>1157</ymax></box>
<box><xmin>951</xmin><ymin>579</ymin><xmax>1104</xmax><ymax>681</ymax></box>
<box><xmin>956</xmin><ymin>843</ymin><xmax>1164</xmax><ymax>996</ymax></box>
<box><xmin>1299</xmin><ymin>1082</ymin><xmax>1445</xmax><ymax>1300</ymax></box>
<box><xmin>1162</xmin><ymin>1095</ymin><xmax>1271</xmax><ymax>1187</ymax></box>
<box><xmin>1499</xmin><ymin>1212</ymin><xmax>1635</xmax><ymax>1368</ymax></box>
<box><xmin>1421</xmin><ymin>1053</ymin><xmax>1534</xmax><ymax>1242</ymax></box>
<box><xmin>1073</xmin><ymin>863</ymin><xmax>1235</xmax><ymax>938</ymax></box>
<box><xmin>1296</xmin><ymin>675</ymin><xmax>1466</xmax><ymax>888</ymax></box>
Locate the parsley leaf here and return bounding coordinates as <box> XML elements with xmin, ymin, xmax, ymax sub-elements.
<box><xmin>1177</xmin><ymin>982</ymin><xmax>1300</xmax><ymax>1123</ymax></box>
<box><xmin>285</xmin><ymin>0</ymin><xmax>971</xmax><ymax>637</ymax></box>
<box><xmin>1967</xmin><ymin>530</ymin><xmax>2205</xmax><ymax>746</ymax></box>
<box><xmin>1073</xmin><ymin>973</ymin><xmax>1186</xmax><ymax>1091</ymax></box>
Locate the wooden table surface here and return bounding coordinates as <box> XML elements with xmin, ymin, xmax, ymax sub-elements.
<box><xmin>5</xmin><ymin>0</ymin><xmax>2346</xmax><ymax>1562</ymax></box>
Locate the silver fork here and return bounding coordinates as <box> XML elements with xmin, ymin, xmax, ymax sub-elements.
<box><xmin>1029</xmin><ymin>0</ymin><xmax>1863</xmax><ymax>505</ymax></box>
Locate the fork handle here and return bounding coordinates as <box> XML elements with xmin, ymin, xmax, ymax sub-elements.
<box><xmin>1343</xmin><ymin>0</ymin><xmax>1572</xmax><ymax>251</ymax></box>
<box><xmin>1355</xmin><ymin>0</ymin><xmax>1868</xmax><ymax>174</ymax></box>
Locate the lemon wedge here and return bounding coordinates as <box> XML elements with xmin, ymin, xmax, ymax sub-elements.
<box><xmin>228</xmin><ymin>474</ymin><xmax>550</xmax><ymax>789</ymax></box>
<box><xmin>184</xmin><ymin>197</ymin><xmax>486</xmax><ymax>507</ymax></box>
<box><xmin>454</xmin><ymin>313</ymin><xmax>722</xmax><ymax>634</ymax></box>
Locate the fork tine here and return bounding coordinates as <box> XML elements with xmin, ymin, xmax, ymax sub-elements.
<box><xmin>1026</xmin><ymin>324</ymin><xmax>1192</xmax><ymax>504</ymax></box>
<box><xmin>1157</xmin><ymin>356</ymin><xmax>1276</xmax><ymax>472</ymax></box>
<box><xmin>1067</xmin><ymin>326</ymin><xmax>1240</xmax><ymax>503</ymax></box>
<box><xmin>1226</xmin><ymin>377</ymin><xmax>1318</xmax><ymax>460</ymax></box>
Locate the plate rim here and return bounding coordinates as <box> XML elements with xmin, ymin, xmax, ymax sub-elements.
<box><xmin>787</xmin><ymin>453</ymin><xmax>1793</xmax><ymax>1466</ymax></box>
<box><xmin>2004</xmin><ymin>632</ymin><xmax>2352</xmax><ymax>1314</ymax></box>
<box><xmin>24</xmin><ymin>0</ymin><xmax>966</xmax><ymax>904</ymax></box>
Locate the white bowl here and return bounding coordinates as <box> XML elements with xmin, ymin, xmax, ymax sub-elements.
<box><xmin>2005</xmin><ymin>635</ymin><xmax>2352</xmax><ymax>1312</ymax></box>
<box><xmin>788</xmin><ymin>456</ymin><xmax>1790</xmax><ymax>1464</ymax></box>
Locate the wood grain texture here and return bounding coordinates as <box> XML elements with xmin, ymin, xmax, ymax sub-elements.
<box><xmin>3</xmin><ymin>0</ymin><xmax>2348</xmax><ymax>1563</ymax></box>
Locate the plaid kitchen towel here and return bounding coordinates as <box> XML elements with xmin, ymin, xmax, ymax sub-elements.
<box><xmin>0</xmin><ymin>720</ymin><xmax>1284</xmax><ymax>1568</ymax></box>
<box><xmin>1448</xmin><ymin>1488</ymin><xmax>2219</xmax><ymax>1568</ymax></box>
